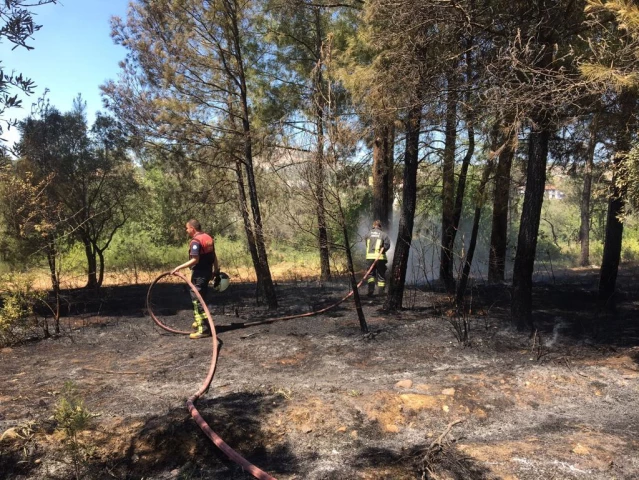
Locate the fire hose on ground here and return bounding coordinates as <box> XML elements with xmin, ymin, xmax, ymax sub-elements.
<box><xmin>145</xmin><ymin>252</ymin><xmax>383</xmax><ymax>480</ymax></box>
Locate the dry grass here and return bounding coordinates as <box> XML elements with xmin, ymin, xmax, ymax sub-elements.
<box><xmin>2</xmin><ymin>260</ymin><xmax>341</xmax><ymax>293</ymax></box>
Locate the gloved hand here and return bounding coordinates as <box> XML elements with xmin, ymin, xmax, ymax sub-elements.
<box><xmin>213</xmin><ymin>273</ymin><xmax>221</xmax><ymax>288</ymax></box>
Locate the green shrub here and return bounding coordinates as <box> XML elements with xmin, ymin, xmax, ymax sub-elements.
<box><xmin>102</xmin><ymin>228</ymin><xmax>254</xmax><ymax>273</ymax></box>
<box><xmin>54</xmin><ymin>382</ymin><xmax>92</xmax><ymax>438</ymax></box>
<box><xmin>54</xmin><ymin>381</ymin><xmax>94</xmax><ymax>480</ymax></box>
<box><xmin>0</xmin><ymin>274</ymin><xmax>45</xmax><ymax>346</ymax></box>
<box><xmin>105</xmin><ymin>229</ymin><xmax>183</xmax><ymax>271</ymax></box>
<box><xmin>216</xmin><ymin>236</ymin><xmax>254</xmax><ymax>269</ymax></box>
<box><xmin>621</xmin><ymin>236</ymin><xmax>639</xmax><ymax>262</ymax></box>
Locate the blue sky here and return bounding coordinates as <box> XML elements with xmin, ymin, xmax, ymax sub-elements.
<box><xmin>0</xmin><ymin>0</ymin><xmax>130</xmax><ymax>145</ymax></box>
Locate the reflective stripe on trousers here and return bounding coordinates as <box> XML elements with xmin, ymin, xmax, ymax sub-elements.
<box><xmin>365</xmin><ymin>260</ymin><xmax>387</xmax><ymax>287</ymax></box>
<box><xmin>190</xmin><ymin>275</ymin><xmax>210</xmax><ymax>333</ymax></box>
<box><xmin>192</xmin><ymin>300</ymin><xmax>208</xmax><ymax>334</ymax></box>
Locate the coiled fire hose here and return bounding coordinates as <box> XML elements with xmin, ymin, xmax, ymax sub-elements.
<box><xmin>146</xmin><ymin>252</ymin><xmax>382</xmax><ymax>479</ymax></box>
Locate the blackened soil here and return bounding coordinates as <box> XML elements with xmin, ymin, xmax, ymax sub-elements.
<box><xmin>1</xmin><ymin>268</ymin><xmax>638</xmax><ymax>479</ymax></box>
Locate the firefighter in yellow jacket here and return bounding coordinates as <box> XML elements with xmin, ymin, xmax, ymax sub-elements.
<box><xmin>364</xmin><ymin>220</ymin><xmax>391</xmax><ymax>297</ymax></box>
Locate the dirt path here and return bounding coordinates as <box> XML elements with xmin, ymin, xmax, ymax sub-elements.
<box><xmin>1</xmin><ymin>277</ymin><xmax>638</xmax><ymax>479</ymax></box>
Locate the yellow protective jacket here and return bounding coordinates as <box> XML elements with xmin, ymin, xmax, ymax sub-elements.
<box><xmin>364</xmin><ymin>227</ymin><xmax>391</xmax><ymax>261</ymax></box>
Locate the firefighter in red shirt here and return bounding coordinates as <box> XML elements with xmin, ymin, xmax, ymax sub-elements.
<box><xmin>364</xmin><ymin>219</ymin><xmax>391</xmax><ymax>297</ymax></box>
<box><xmin>172</xmin><ymin>219</ymin><xmax>221</xmax><ymax>339</ymax></box>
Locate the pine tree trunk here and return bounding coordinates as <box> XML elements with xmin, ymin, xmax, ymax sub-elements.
<box><xmin>440</xmin><ymin>76</ymin><xmax>458</xmax><ymax>291</ymax></box>
<box><xmin>456</xmin><ymin>158</ymin><xmax>494</xmax><ymax>308</ymax></box>
<box><xmin>511</xmin><ymin>125</ymin><xmax>549</xmax><ymax>331</ymax></box>
<box><xmin>372</xmin><ymin>120</ymin><xmax>394</xmax><ymax>229</ymax></box>
<box><xmin>384</xmin><ymin>106</ymin><xmax>421</xmax><ymax>311</ymax></box>
<box><xmin>242</xmin><ymin>155</ymin><xmax>278</xmax><ymax>309</ymax></box>
<box><xmin>599</xmin><ymin>90</ymin><xmax>636</xmax><ymax>302</ymax></box>
<box><xmin>46</xmin><ymin>238</ymin><xmax>59</xmax><ymax>293</ymax></box>
<box><xmin>83</xmin><ymin>236</ymin><xmax>98</xmax><ymax>289</ymax></box>
<box><xmin>448</xmin><ymin>46</ymin><xmax>475</xmax><ymax>291</ymax></box>
<box><xmin>449</xmin><ymin>120</ymin><xmax>475</xmax><ymax>280</ymax></box>
<box><xmin>488</xmin><ymin>126</ymin><xmax>516</xmax><ymax>282</ymax></box>
<box><xmin>386</xmin><ymin>125</ymin><xmax>395</xmax><ymax>227</ymax></box>
<box><xmin>45</xmin><ymin>239</ymin><xmax>59</xmax><ymax>336</ymax></box>
<box><xmin>97</xmin><ymin>246</ymin><xmax>105</xmax><ymax>288</ymax></box>
<box><xmin>315</xmin><ymin>156</ymin><xmax>331</xmax><ymax>282</ymax></box>
<box><xmin>341</xmin><ymin>220</ymin><xmax>367</xmax><ymax>333</ymax></box>
<box><xmin>599</xmin><ymin>194</ymin><xmax>624</xmax><ymax>302</ymax></box>
<box><xmin>228</xmin><ymin>93</ymin><xmax>262</xmax><ymax>299</ymax></box>
<box><xmin>579</xmin><ymin>113</ymin><xmax>598</xmax><ymax>267</ymax></box>
<box><xmin>510</xmin><ymin>0</ymin><xmax>558</xmax><ymax>329</ymax></box>
<box><xmin>230</xmin><ymin>5</ymin><xmax>278</xmax><ymax>309</ymax></box>
<box><xmin>235</xmin><ymin>160</ymin><xmax>262</xmax><ymax>288</ymax></box>
<box><xmin>228</xmin><ymin>103</ymin><xmax>268</xmax><ymax>306</ymax></box>
<box><xmin>314</xmin><ymin>8</ymin><xmax>331</xmax><ymax>282</ymax></box>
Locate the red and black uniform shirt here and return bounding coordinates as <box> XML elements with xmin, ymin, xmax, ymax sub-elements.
<box><xmin>189</xmin><ymin>232</ymin><xmax>216</xmax><ymax>277</ymax></box>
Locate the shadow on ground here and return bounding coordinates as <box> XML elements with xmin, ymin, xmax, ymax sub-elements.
<box><xmin>470</xmin><ymin>272</ymin><xmax>639</xmax><ymax>348</ymax></box>
<box><xmin>88</xmin><ymin>391</ymin><xmax>299</xmax><ymax>479</ymax></box>
<box><xmin>353</xmin><ymin>444</ymin><xmax>496</xmax><ymax>480</ymax></box>
<box><xmin>82</xmin><ymin>390</ymin><xmax>461</xmax><ymax>479</ymax></box>
<box><xmin>35</xmin><ymin>266</ymin><xmax>639</xmax><ymax>351</ymax></box>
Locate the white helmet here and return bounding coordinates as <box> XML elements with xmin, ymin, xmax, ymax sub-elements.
<box><xmin>213</xmin><ymin>272</ymin><xmax>230</xmax><ymax>292</ymax></box>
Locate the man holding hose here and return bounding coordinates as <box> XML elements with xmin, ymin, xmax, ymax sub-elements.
<box><xmin>172</xmin><ymin>219</ymin><xmax>221</xmax><ymax>339</ymax></box>
<box><xmin>364</xmin><ymin>219</ymin><xmax>391</xmax><ymax>297</ymax></box>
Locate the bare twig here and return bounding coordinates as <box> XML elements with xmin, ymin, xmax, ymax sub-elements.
<box><xmin>82</xmin><ymin>367</ymin><xmax>141</xmax><ymax>375</ymax></box>
<box><xmin>429</xmin><ymin>418</ymin><xmax>464</xmax><ymax>450</ymax></box>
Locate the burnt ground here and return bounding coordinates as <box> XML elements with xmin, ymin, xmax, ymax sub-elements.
<box><xmin>1</xmin><ymin>267</ymin><xmax>639</xmax><ymax>480</ymax></box>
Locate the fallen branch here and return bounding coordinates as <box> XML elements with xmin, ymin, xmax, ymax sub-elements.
<box><xmin>83</xmin><ymin>367</ymin><xmax>141</xmax><ymax>375</ymax></box>
<box><xmin>429</xmin><ymin>418</ymin><xmax>464</xmax><ymax>450</ymax></box>
<box><xmin>420</xmin><ymin>418</ymin><xmax>466</xmax><ymax>479</ymax></box>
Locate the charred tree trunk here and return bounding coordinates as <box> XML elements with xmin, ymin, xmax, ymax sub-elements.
<box><xmin>449</xmin><ymin>120</ymin><xmax>475</xmax><ymax>280</ymax></box>
<box><xmin>599</xmin><ymin>90</ymin><xmax>636</xmax><ymax>303</ymax></box>
<box><xmin>230</xmin><ymin>6</ymin><xmax>278</xmax><ymax>309</ymax></box>
<box><xmin>313</xmin><ymin>8</ymin><xmax>331</xmax><ymax>282</ymax></box>
<box><xmin>228</xmin><ymin>109</ymin><xmax>269</xmax><ymax>305</ymax></box>
<box><xmin>315</xmin><ymin>154</ymin><xmax>331</xmax><ymax>281</ymax></box>
<box><xmin>440</xmin><ymin>76</ymin><xmax>458</xmax><ymax>292</ymax></box>
<box><xmin>242</xmin><ymin>156</ymin><xmax>277</xmax><ymax>309</ymax></box>
<box><xmin>83</xmin><ymin>235</ymin><xmax>98</xmax><ymax>289</ymax></box>
<box><xmin>328</xmin><ymin>139</ymin><xmax>368</xmax><ymax>331</ymax></box>
<box><xmin>46</xmin><ymin>237</ymin><xmax>60</xmax><ymax>294</ymax></box>
<box><xmin>372</xmin><ymin>120</ymin><xmax>395</xmax><ymax>229</ymax></box>
<box><xmin>579</xmin><ymin>113</ymin><xmax>598</xmax><ymax>267</ymax></box>
<box><xmin>45</xmin><ymin>237</ymin><xmax>59</xmax><ymax>336</ymax></box>
<box><xmin>511</xmin><ymin>125</ymin><xmax>550</xmax><ymax>331</ymax></box>
<box><xmin>335</xmin><ymin>211</ymin><xmax>368</xmax><ymax>332</ymax></box>
<box><xmin>96</xmin><ymin>245</ymin><xmax>105</xmax><ymax>288</ymax></box>
<box><xmin>227</xmin><ymin>92</ymin><xmax>261</xmax><ymax>298</ymax></box>
<box><xmin>235</xmin><ymin>160</ymin><xmax>262</xmax><ymax>284</ymax></box>
<box><xmin>449</xmin><ymin>45</ymin><xmax>475</xmax><ymax>291</ymax></box>
<box><xmin>384</xmin><ymin>106</ymin><xmax>421</xmax><ymax>312</ymax></box>
<box><xmin>488</xmin><ymin>125</ymin><xmax>516</xmax><ymax>282</ymax></box>
<box><xmin>344</xmin><ymin>226</ymin><xmax>368</xmax><ymax>333</ymax></box>
<box><xmin>599</xmin><ymin>190</ymin><xmax>624</xmax><ymax>303</ymax></box>
<box><xmin>456</xmin><ymin>158</ymin><xmax>494</xmax><ymax>309</ymax></box>
<box><xmin>386</xmin><ymin>125</ymin><xmax>395</xmax><ymax>226</ymax></box>
<box><xmin>510</xmin><ymin>0</ymin><xmax>560</xmax><ymax>329</ymax></box>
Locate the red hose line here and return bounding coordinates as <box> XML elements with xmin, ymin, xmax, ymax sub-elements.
<box><xmin>239</xmin><ymin>255</ymin><xmax>382</xmax><ymax>327</ymax></box>
<box><xmin>147</xmin><ymin>271</ymin><xmax>276</xmax><ymax>480</ymax></box>
<box><xmin>147</xmin><ymin>255</ymin><xmax>382</xmax><ymax>333</ymax></box>
<box><xmin>146</xmin><ymin>272</ymin><xmax>193</xmax><ymax>335</ymax></box>
<box><xmin>186</xmin><ymin>400</ymin><xmax>276</xmax><ymax>480</ymax></box>
<box><xmin>145</xmin><ymin>253</ymin><xmax>383</xmax><ymax>480</ymax></box>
